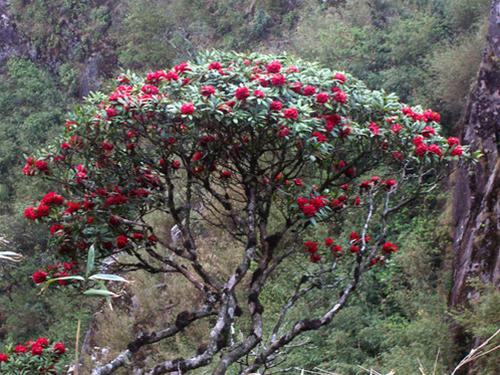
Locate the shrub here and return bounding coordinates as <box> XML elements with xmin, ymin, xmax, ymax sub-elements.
<box><xmin>0</xmin><ymin>338</ymin><xmax>67</xmax><ymax>374</ymax></box>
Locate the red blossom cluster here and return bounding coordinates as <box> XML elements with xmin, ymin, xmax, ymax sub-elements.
<box><xmin>32</xmin><ymin>261</ymin><xmax>79</xmax><ymax>286</ymax></box>
<box><xmin>303</xmin><ymin>232</ymin><xmax>397</xmax><ymax>264</ymax></box>
<box><xmin>21</xmin><ymin>51</ymin><xmax>466</xmax><ymax>281</ymax></box>
<box><xmin>0</xmin><ymin>338</ymin><xmax>66</xmax><ymax>372</ymax></box>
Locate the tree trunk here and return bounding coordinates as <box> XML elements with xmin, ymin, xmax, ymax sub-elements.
<box><xmin>450</xmin><ymin>0</ymin><xmax>500</xmax><ymax>372</ymax></box>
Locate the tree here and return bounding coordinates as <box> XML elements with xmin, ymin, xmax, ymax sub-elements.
<box><xmin>20</xmin><ymin>51</ymin><xmax>465</xmax><ymax>375</ymax></box>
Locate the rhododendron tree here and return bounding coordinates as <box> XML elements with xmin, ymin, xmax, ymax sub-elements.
<box><xmin>23</xmin><ymin>51</ymin><xmax>467</xmax><ymax>374</ymax></box>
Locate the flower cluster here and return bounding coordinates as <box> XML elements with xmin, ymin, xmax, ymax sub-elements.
<box><xmin>32</xmin><ymin>261</ymin><xmax>79</xmax><ymax>286</ymax></box>
<box><xmin>303</xmin><ymin>232</ymin><xmax>397</xmax><ymax>264</ymax></box>
<box><xmin>0</xmin><ymin>338</ymin><xmax>66</xmax><ymax>373</ymax></box>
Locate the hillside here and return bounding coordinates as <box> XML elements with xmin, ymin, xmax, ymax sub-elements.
<box><xmin>0</xmin><ymin>1</ymin><xmax>497</xmax><ymax>374</ymax></box>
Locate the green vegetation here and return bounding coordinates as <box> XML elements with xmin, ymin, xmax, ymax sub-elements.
<box><xmin>0</xmin><ymin>0</ymin><xmax>496</xmax><ymax>373</ymax></box>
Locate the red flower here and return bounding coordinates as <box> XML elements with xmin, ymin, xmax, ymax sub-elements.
<box><xmin>297</xmin><ymin>197</ymin><xmax>309</xmax><ymax>207</ymax></box>
<box><xmin>423</xmin><ymin>110</ymin><xmax>440</xmax><ymax>123</ymax></box>
<box><xmin>101</xmin><ymin>141</ymin><xmax>114</xmax><ymax>152</ymax></box>
<box><xmin>208</xmin><ymin>61</ymin><xmax>222</xmax><ymax>70</ymax></box>
<box><xmin>352</xmin><ymin>196</ymin><xmax>361</xmax><ymax>205</ymax></box>
<box><xmin>332</xmin><ymin>245</ymin><xmax>343</xmax><ymax>253</ymax></box>
<box><xmin>316</xmin><ymin>92</ymin><xmax>329</xmax><ymax>104</ymax></box>
<box><xmin>270</xmin><ymin>100</ymin><xmax>283</xmax><ymax>111</ymax></box>
<box><xmin>293</xmin><ymin>178</ymin><xmax>303</xmax><ymax>186</ymax></box>
<box><xmin>104</xmin><ymin>194</ymin><xmax>128</xmax><ymax>207</ymax></box>
<box><xmin>311</xmin><ymin>131</ymin><xmax>327</xmax><ymax>143</ymax></box>
<box><xmin>192</xmin><ymin>151</ymin><xmax>203</xmax><ymax>161</ymax></box>
<box><xmin>415</xmin><ymin>143</ymin><xmax>428</xmax><ymax>157</ymax></box>
<box><xmin>382</xmin><ymin>241</ymin><xmax>398</xmax><ymax>254</ymax></box>
<box><xmin>63</xmin><ymin>262</ymin><xmax>74</xmax><ymax>271</ymax></box>
<box><xmin>235</xmin><ymin>87</ymin><xmax>250</xmax><ymax>101</ymax></box>
<box><xmin>421</xmin><ymin>126</ymin><xmax>436</xmax><ymax>138</ymax></box>
<box><xmin>324</xmin><ymin>237</ymin><xmax>334</xmax><ymax>246</ymax></box>
<box><xmin>259</xmin><ymin>77</ymin><xmax>269</xmax><ymax>87</ymax></box>
<box><xmin>413</xmin><ymin>135</ymin><xmax>424</xmax><ymax>145</ymax></box>
<box><xmin>309</xmin><ymin>253</ymin><xmax>321</xmax><ymax>263</ymax></box>
<box><xmin>32</xmin><ymin>271</ymin><xmax>48</xmax><ymax>284</ymax></box>
<box><xmin>334</xmin><ymin>72</ymin><xmax>346</xmax><ymax>84</ymax></box>
<box><xmin>290</xmin><ymin>81</ymin><xmax>302</xmax><ymax>93</ymax></box>
<box><xmin>391</xmin><ymin>123</ymin><xmax>403</xmax><ymax>133</ymax></box>
<box><xmin>41</xmin><ymin>192</ymin><xmax>65</xmax><ymax>206</ymax></box>
<box><xmin>35</xmin><ymin>204</ymin><xmax>50</xmax><ymax>218</ymax></box>
<box><xmin>383</xmin><ymin>179</ymin><xmax>397</xmax><ymax>189</ymax></box>
<box><xmin>304</xmin><ymin>241</ymin><xmax>319</xmax><ymax>253</ymax></box>
<box><xmin>0</xmin><ymin>353</ymin><xmax>8</xmax><ymax>362</ymax></box>
<box><xmin>168</xmin><ymin>69</ymin><xmax>181</xmax><ymax>79</ymax></box>
<box><xmin>310</xmin><ymin>195</ymin><xmax>327</xmax><ymax>209</ymax></box>
<box><xmin>171</xmin><ymin>160</ymin><xmax>181</xmax><ymax>169</ymax></box>
<box><xmin>24</xmin><ymin>206</ymin><xmax>37</xmax><ymax>220</ymax></box>
<box><xmin>278</xmin><ymin>126</ymin><xmax>290</xmax><ymax>137</ymax></box>
<box><xmin>106</xmin><ymin>107</ymin><xmax>119</xmax><ymax>118</ymax></box>
<box><xmin>14</xmin><ymin>345</ymin><xmax>27</xmax><ymax>354</ymax></box>
<box><xmin>344</xmin><ymin>166</ymin><xmax>356</xmax><ymax>178</ymax></box>
<box><xmin>333</xmin><ymin>90</ymin><xmax>347</xmax><ymax>104</ymax></box>
<box><xmin>301</xmin><ymin>204</ymin><xmax>317</xmax><ymax>217</ymax></box>
<box><xmin>220</xmin><ymin>170</ymin><xmax>232</xmax><ymax>178</ymax></box>
<box><xmin>350</xmin><ymin>244</ymin><xmax>360</xmax><ymax>253</ymax></box>
<box><xmin>50</xmin><ymin>224</ymin><xmax>64</xmax><ymax>235</ymax></box>
<box><xmin>368</xmin><ymin>122</ymin><xmax>380</xmax><ymax>136</ymax></box>
<box><xmin>31</xmin><ymin>344</ymin><xmax>43</xmax><ymax>356</ymax></box>
<box><xmin>132</xmin><ymin>232</ymin><xmax>144</xmax><ymax>240</ymax></box>
<box><xmin>271</xmin><ymin>74</ymin><xmax>286</xmax><ymax>86</ymax></box>
<box><xmin>116</xmin><ymin>235</ymin><xmax>129</xmax><ymax>249</ymax></box>
<box><xmin>35</xmin><ymin>337</ymin><xmax>49</xmax><ymax>347</ymax></box>
<box><xmin>428</xmin><ymin>144</ymin><xmax>442</xmax><ymax>157</ymax></box>
<box><xmin>75</xmin><ymin>164</ymin><xmax>88</xmax><ymax>182</ymax></box>
<box><xmin>303</xmin><ymin>85</ymin><xmax>316</xmax><ymax>96</ymax></box>
<box><xmin>253</xmin><ymin>89</ymin><xmax>265</xmax><ymax>98</ymax></box>
<box><xmin>65</xmin><ymin>201</ymin><xmax>82</xmax><ymax>214</ymax></box>
<box><xmin>283</xmin><ymin>108</ymin><xmax>299</xmax><ymax>120</ymax></box>
<box><xmin>266</xmin><ymin>60</ymin><xmax>282</xmax><ymax>73</ymax></box>
<box><xmin>201</xmin><ymin>85</ymin><xmax>216</xmax><ymax>96</ymax></box>
<box><xmin>53</xmin><ymin>342</ymin><xmax>66</xmax><ymax>355</ymax></box>
<box><xmin>180</xmin><ymin>102</ymin><xmax>195</xmax><ymax>115</ymax></box>
<box><xmin>35</xmin><ymin>160</ymin><xmax>48</xmax><ymax>172</ymax></box>
<box><xmin>392</xmin><ymin>151</ymin><xmax>404</xmax><ymax>161</ymax></box>
<box><xmin>349</xmin><ymin>231</ymin><xmax>360</xmax><ymax>242</ymax></box>
<box><xmin>447</xmin><ymin>137</ymin><xmax>460</xmax><ymax>146</ymax></box>
<box><xmin>141</xmin><ymin>84</ymin><xmax>159</xmax><ymax>95</ymax></box>
<box><xmin>451</xmin><ymin>145</ymin><xmax>463</xmax><ymax>157</ymax></box>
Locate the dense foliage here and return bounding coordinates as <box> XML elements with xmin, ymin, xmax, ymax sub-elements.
<box><xmin>0</xmin><ymin>337</ymin><xmax>66</xmax><ymax>373</ymax></box>
<box><xmin>0</xmin><ymin>0</ymin><xmax>495</xmax><ymax>374</ymax></box>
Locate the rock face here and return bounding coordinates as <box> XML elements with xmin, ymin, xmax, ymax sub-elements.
<box><xmin>450</xmin><ymin>0</ymin><xmax>500</xmax><ymax>308</ymax></box>
<box><xmin>0</xmin><ymin>0</ymin><xmax>32</xmax><ymax>65</ymax></box>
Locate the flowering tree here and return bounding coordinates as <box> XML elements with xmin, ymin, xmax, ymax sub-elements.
<box><xmin>23</xmin><ymin>51</ymin><xmax>465</xmax><ymax>374</ymax></box>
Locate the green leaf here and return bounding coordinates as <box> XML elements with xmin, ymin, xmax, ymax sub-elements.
<box><xmin>86</xmin><ymin>244</ymin><xmax>95</xmax><ymax>277</ymax></box>
<box><xmin>83</xmin><ymin>288</ymin><xmax>119</xmax><ymax>298</ymax></box>
<box><xmin>89</xmin><ymin>274</ymin><xmax>130</xmax><ymax>283</ymax></box>
<box><xmin>46</xmin><ymin>275</ymin><xmax>85</xmax><ymax>285</ymax></box>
